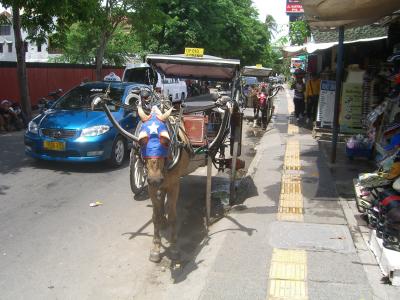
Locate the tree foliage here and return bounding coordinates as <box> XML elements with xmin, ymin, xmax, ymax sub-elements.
<box><xmin>55</xmin><ymin>0</ymin><xmax>277</xmax><ymax>68</ymax></box>
<box><xmin>139</xmin><ymin>0</ymin><xmax>272</xmax><ymax>66</ymax></box>
<box><xmin>289</xmin><ymin>20</ymin><xmax>311</xmax><ymax>45</ymax></box>
<box><xmin>0</xmin><ymin>0</ymin><xmax>95</xmax><ymax>118</ymax></box>
<box><xmin>51</xmin><ymin>0</ymin><xmax>163</xmax><ymax>78</ymax></box>
<box><xmin>53</xmin><ymin>23</ymin><xmax>140</xmax><ymax>66</ymax></box>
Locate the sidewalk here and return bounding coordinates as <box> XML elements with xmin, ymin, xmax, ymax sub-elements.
<box><xmin>133</xmin><ymin>89</ymin><xmax>400</xmax><ymax>299</ymax></box>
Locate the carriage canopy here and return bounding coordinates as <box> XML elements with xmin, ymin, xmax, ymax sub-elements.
<box><xmin>241</xmin><ymin>66</ymin><xmax>273</xmax><ymax>78</ymax></box>
<box><xmin>146</xmin><ymin>54</ymin><xmax>241</xmax><ymax>82</ymax></box>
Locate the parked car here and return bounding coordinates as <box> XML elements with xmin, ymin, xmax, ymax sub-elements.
<box><xmin>122</xmin><ymin>63</ymin><xmax>187</xmax><ymax>102</ymax></box>
<box><xmin>25</xmin><ymin>81</ymin><xmax>147</xmax><ymax>166</ymax></box>
<box><xmin>157</xmin><ymin>74</ymin><xmax>187</xmax><ymax>102</ymax></box>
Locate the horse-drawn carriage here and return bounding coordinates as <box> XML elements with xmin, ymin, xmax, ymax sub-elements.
<box><xmin>92</xmin><ymin>53</ymin><xmax>244</xmax><ymax>261</ymax></box>
<box><xmin>241</xmin><ymin>66</ymin><xmax>283</xmax><ymax>129</ymax></box>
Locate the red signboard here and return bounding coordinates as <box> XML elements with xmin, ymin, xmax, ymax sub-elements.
<box><xmin>286</xmin><ymin>0</ymin><xmax>304</xmax><ymax>14</ymax></box>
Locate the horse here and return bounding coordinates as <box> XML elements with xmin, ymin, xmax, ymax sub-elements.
<box><xmin>248</xmin><ymin>83</ymin><xmax>282</xmax><ymax>129</ymax></box>
<box><xmin>92</xmin><ymin>93</ymin><xmax>191</xmax><ymax>262</ymax></box>
<box><xmin>136</xmin><ymin>105</ymin><xmax>191</xmax><ymax>262</ymax></box>
<box><xmin>248</xmin><ymin>85</ymin><xmax>269</xmax><ymax>129</ymax></box>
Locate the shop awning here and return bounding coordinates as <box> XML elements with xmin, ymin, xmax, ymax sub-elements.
<box><xmin>301</xmin><ymin>0</ymin><xmax>400</xmax><ymax>28</ymax></box>
<box><xmin>283</xmin><ymin>35</ymin><xmax>387</xmax><ymax>56</ymax></box>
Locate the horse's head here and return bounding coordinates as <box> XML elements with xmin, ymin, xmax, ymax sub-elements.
<box><xmin>137</xmin><ymin>105</ymin><xmax>173</xmax><ymax>187</ymax></box>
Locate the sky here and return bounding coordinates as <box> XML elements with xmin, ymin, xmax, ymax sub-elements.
<box><xmin>252</xmin><ymin>0</ymin><xmax>289</xmax><ymax>41</ymax></box>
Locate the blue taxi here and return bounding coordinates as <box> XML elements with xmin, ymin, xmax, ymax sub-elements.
<box><xmin>25</xmin><ymin>81</ymin><xmax>145</xmax><ymax>166</ymax></box>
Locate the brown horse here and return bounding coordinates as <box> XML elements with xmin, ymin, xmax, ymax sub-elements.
<box><xmin>137</xmin><ymin>105</ymin><xmax>191</xmax><ymax>262</ymax></box>
<box><xmin>93</xmin><ymin>92</ymin><xmax>192</xmax><ymax>262</ymax></box>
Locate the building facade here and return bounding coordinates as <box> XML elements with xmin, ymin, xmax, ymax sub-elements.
<box><xmin>0</xmin><ymin>12</ymin><xmax>49</xmax><ymax>62</ymax></box>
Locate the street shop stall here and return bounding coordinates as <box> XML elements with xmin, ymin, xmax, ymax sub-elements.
<box><xmin>301</xmin><ymin>0</ymin><xmax>400</xmax><ymax>285</ymax></box>
<box><xmin>350</xmin><ymin>44</ymin><xmax>400</xmax><ymax>285</ymax></box>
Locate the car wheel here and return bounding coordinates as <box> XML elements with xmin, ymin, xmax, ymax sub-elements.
<box><xmin>130</xmin><ymin>148</ymin><xmax>147</xmax><ymax>195</ymax></box>
<box><xmin>108</xmin><ymin>136</ymin><xmax>126</xmax><ymax>167</ymax></box>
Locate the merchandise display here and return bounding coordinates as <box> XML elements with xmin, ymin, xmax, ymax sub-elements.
<box><xmin>346</xmin><ymin>134</ymin><xmax>373</xmax><ymax>159</ymax></box>
<box><xmin>350</xmin><ymin>43</ymin><xmax>400</xmax><ymax>284</ymax></box>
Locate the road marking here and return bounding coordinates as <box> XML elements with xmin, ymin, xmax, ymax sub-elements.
<box><xmin>268</xmin><ymin>249</ymin><xmax>308</xmax><ymax>300</ymax></box>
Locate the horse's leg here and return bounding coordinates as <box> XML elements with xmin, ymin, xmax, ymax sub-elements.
<box><xmin>253</xmin><ymin>106</ymin><xmax>258</xmax><ymax>127</ymax></box>
<box><xmin>159</xmin><ymin>189</ymin><xmax>168</xmax><ymax>229</ymax></box>
<box><xmin>262</xmin><ymin>106</ymin><xmax>267</xmax><ymax>129</ymax></box>
<box><xmin>166</xmin><ymin>184</ymin><xmax>180</xmax><ymax>260</ymax></box>
<box><xmin>149</xmin><ymin>187</ymin><xmax>163</xmax><ymax>262</ymax></box>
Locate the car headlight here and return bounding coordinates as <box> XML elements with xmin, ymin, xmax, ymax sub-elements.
<box><xmin>81</xmin><ymin>125</ymin><xmax>110</xmax><ymax>137</ymax></box>
<box><xmin>28</xmin><ymin>121</ymin><xmax>38</xmax><ymax>134</ymax></box>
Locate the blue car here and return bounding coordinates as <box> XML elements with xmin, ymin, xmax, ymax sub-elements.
<box><xmin>25</xmin><ymin>81</ymin><xmax>146</xmax><ymax>166</ymax></box>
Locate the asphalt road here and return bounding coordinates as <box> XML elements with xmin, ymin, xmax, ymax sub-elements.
<box><xmin>0</xmin><ymin>96</ymin><xmax>261</xmax><ymax>299</ymax></box>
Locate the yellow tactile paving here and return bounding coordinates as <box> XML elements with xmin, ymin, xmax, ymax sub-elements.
<box><xmin>269</xmin><ymin>280</ymin><xmax>308</xmax><ymax>300</ymax></box>
<box><xmin>286</xmin><ymin>90</ymin><xmax>294</xmax><ymax>113</ymax></box>
<box><xmin>268</xmin><ymin>249</ymin><xmax>308</xmax><ymax>300</ymax></box>
<box><xmin>283</xmin><ymin>141</ymin><xmax>301</xmax><ymax>171</ymax></box>
<box><xmin>270</xmin><ymin>261</ymin><xmax>307</xmax><ymax>281</ymax></box>
<box><xmin>278</xmin><ymin>174</ymin><xmax>304</xmax><ymax>222</ymax></box>
<box><xmin>288</xmin><ymin>123</ymin><xmax>299</xmax><ymax>134</ymax></box>
<box><xmin>266</xmin><ymin>91</ymin><xmax>308</xmax><ymax>300</ymax></box>
<box><xmin>271</xmin><ymin>249</ymin><xmax>307</xmax><ymax>264</ymax></box>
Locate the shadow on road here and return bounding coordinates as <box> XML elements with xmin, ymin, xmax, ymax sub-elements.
<box><xmin>0</xmin><ymin>185</ymin><xmax>10</xmax><ymax>195</ymax></box>
<box><xmin>32</xmin><ymin>159</ymin><xmax>129</xmax><ymax>175</ymax></box>
<box><xmin>122</xmin><ymin>219</ymin><xmax>153</xmax><ymax>240</ymax></box>
<box><xmin>0</xmin><ymin>131</ymin><xmax>29</xmax><ymax>175</ymax></box>
<box><xmin>121</xmin><ymin>172</ymin><xmax>263</xmax><ymax>284</ymax></box>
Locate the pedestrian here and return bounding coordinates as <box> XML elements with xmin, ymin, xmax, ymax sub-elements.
<box><xmin>291</xmin><ymin>70</ymin><xmax>306</xmax><ymax>121</ymax></box>
<box><xmin>305</xmin><ymin>72</ymin><xmax>321</xmax><ymax>123</ymax></box>
<box><xmin>0</xmin><ymin>100</ymin><xmax>23</xmax><ymax>131</ymax></box>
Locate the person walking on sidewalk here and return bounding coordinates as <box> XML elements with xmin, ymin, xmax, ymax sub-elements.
<box><xmin>305</xmin><ymin>72</ymin><xmax>321</xmax><ymax>124</ymax></box>
<box><xmin>291</xmin><ymin>70</ymin><xmax>306</xmax><ymax>121</ymax></box>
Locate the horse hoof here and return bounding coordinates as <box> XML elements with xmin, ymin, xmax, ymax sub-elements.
<box><xmin>149</xmin><ymin>250</ymin><xmax>161</xmax><ymax>263</ymax></box>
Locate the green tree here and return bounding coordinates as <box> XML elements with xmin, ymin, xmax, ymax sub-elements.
<box><xmin>289</xmin><ymin>20</ymin><xmax>310</xmax><ymax>45</ymax></box>
<box><xmin>0</xmin><ymin>0</ymin><xmax>95</xmax><ymax>119</ymax></box>
<box><xmin>139</xmin><ymin>0</ymin><xmax>273</xmax><ymax>66</ymax></box>
<box><xmin>52</xmin><ymin>0</ymin><xmax>163</xmax><ymax>79</ymax></box>
<box><xmin>53</xmin><ymin>22</ymin><xmax>140</xmax><ymax>66</ymax></box>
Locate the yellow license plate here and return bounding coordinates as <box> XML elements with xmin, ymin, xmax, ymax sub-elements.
<box><xmin>43</xmin><ymin>141</ymin><xmax>65</xmax><ymax>151</ymax></box>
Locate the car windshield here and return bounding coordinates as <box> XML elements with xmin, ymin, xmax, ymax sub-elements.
<box><xmin>55</xmin><ymin>85</ymin><xmax>124</xmax><ymax>111</ymax></box>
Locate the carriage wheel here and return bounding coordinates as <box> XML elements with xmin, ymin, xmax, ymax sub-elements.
<box><xmin>130</xmin><ymin>148</ymin><xmax>147</xmax><ymax>196</ymax></box>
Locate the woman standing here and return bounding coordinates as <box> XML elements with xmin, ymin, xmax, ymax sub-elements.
<box><xmin>291</xmin><ymin>70</ymin><xmax>306</xmax><ymax>121</ymax></box>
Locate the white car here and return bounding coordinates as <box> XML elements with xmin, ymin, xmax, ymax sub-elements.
<box><xmin>122</xmin><ymin>63</ymin><xmax>187</xmax><ymax>102</ymax></box>
<box><xmin>156</xmin><ymin>74</ymin><xmax>187</xmax><ymax>102</ymax></box>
